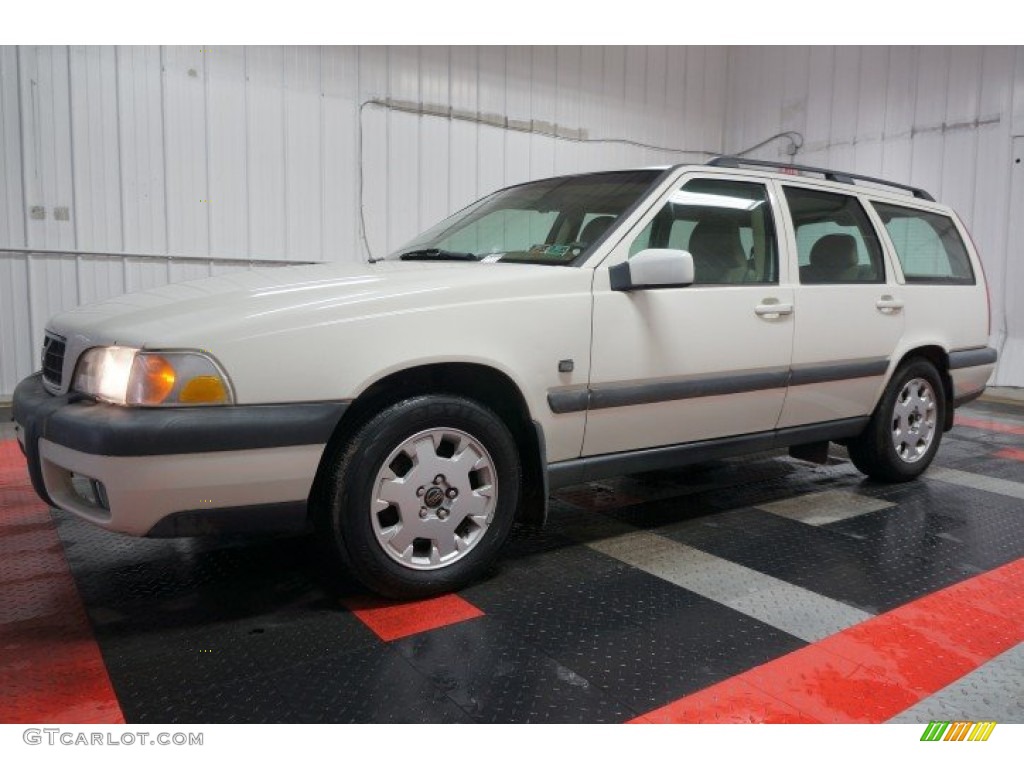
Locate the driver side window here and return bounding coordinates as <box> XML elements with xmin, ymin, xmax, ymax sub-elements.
<box><xmin>629</xmin><ymin>178</ymin><xmax>778</xmax><ymax>285</ymax></box>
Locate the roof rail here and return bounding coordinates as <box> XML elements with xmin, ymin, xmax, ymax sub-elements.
<box><xmin>707</xmin><ymin>156</ymin><xmax>935</xmax><ymax>202</ymax></box>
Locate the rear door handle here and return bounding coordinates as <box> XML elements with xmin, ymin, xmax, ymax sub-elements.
<box><xmin>876</xmin><ymin>295</ymin><xmax>904</xmax><ymax>313</ymax></box>
<box><xmin>754</xmin><ymin>300</ymin><xmax>793</xmax><ymax>318</ymax></box>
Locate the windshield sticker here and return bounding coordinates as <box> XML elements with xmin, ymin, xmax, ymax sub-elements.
<box><xmin>481</xmin><ymin>254</ymin><xmax>504</xmax><ymax>263</ymax></box>
<box><xmin>529</xmin><ymin>244</ymin><xmax>571</xmax><ymax>257</ymax></box>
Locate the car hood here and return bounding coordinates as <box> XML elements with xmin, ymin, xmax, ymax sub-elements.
<box><xmin>47</xmin><ymin>259</ymin><xmax>589</xmax><ymax>350</ymax></box>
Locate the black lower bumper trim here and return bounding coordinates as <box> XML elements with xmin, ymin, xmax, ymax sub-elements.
<box><xmin>12</xmin><ymin>373</ymin><xmax>349</xmax><ymax>458</ymax></box>
<box><xmin>949</xmin><ymin>346</ymin><xmax>998</xmax><ymax>370</ymax></box>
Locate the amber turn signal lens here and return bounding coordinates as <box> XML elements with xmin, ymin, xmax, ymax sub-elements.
<box><xmin>179</xmin><ymin>375</ymin><xmax>228</xmax><ymax>404</ymax></box>
<box><xmin>134</xmin><ymin>355</ymin><xmax>176</xmax><ymax>405</ymax></box>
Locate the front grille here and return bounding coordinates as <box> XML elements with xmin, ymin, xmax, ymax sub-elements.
<box><xmin>42</xmin><ymin>332</ymin><xmax>67</xmax><ymax>389</ymax></box>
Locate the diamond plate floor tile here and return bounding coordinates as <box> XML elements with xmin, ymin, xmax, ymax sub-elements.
<box><xmin>266</xmin><ymin>646</ymin><xmax>473</xmax><ymax>723</ymax></box>
<box><xmin>543</xmin><ymin>596</ymin><xmax>805</xmax><ymax>713</ymax></box>
<box><xmin>393</xmin><ymin>617</ymin><xmax>634</xmax><ymax>723</ymax></box>
<box><xmin>121</xmin><ymin>670</ymin><xmax>298</xmax><ymax>724</ymax></box>
<box><xmin>756</xmin><ymin>489</ymin><xmax>895</xmax><ymax>526</ymax></box>
<box><xmin>888</xmin><ymin>643</ymin><xmax>1024</xmax><ymax>723</ymax></box>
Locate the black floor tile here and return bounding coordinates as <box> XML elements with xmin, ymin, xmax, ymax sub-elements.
<box><xmin>393</xmin><ymin>617</ymin><xmax>634</xmax><ymax>723</ymax></box>
<box><xmin>120</xmin><ymin>671</ymin><xmax>298</xmax><ymax>724</ymax></box>
<box><xmin>265</xmin><ymin>647</ymin><xmax>473</xmax><ymax>723</ymax></box>
<box><xmin>472</xmin><ymin>560</ymin><xmax>804</xmax><ymax>711</ymax></box>
<box><xmin>540</xmin><ymin>585</ymin><xmax>805</xmax><ymax>711</ymax></box>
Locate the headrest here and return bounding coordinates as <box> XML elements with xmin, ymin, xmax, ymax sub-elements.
<box><xmin>579</xmin><ymin>216</ymin><xmax>616</xmax><ymax>245</ymax></box>
<box><xmin>689</xmin><ymin>218</ymin><xmax>744</xmax><ymax>265</ymax></box>
<box><xmin>809</xmin><ymin>233</ymin><xmax>858</xmax><ymax>271</ymax></box>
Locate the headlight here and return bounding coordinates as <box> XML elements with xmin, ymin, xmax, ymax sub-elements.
<box><xmin>72</xmin><ymin>346</ymin><xmax>137</xmax><ymax>404</ymax></box>
<box><xmin>73</xmin><ymin>348</ymin><xmax>234</xmax><ymax>406</ymax></box>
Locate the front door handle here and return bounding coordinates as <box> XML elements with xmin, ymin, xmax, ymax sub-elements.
<box><xmin>876</xmin><ymin>295</ymin><xmax>904</xmax><ymax>313</ymax></box>
<box><xmin>754</xmin><ymin>300</ymin><xmax>793</xmax><ymax>318</ymax></box>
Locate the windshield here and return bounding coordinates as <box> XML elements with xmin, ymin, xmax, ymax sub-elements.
<box><xmin>386</xmin><ymin>170</ymin><xmax>663</xmax><ymax>265</ymax></box>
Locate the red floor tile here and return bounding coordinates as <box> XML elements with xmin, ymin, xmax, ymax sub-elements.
<box><xmin>343</xmin><ymin>592</ymin><xmax>484</xmax><ymax>641</ymax></box>
<box><xmin>993</xmin><ymin>447</ymin><xmax>1024</xmax><ymax>462</ymax></box>
<box><xmin>0</xmin><ymin>440</ymin><xmax>124</xmax><ymax>724</ymax></box>
<box><xmin>634</xmin><ymin>678</ymin><xmax>818</xmax><ymax>724</ymax></box>
<box><xmin>954</xmin><ymin>416</ymin><xmax>1024</xmax><ymax>435</ymax></box>
<box><xmin>631</xmin><ymin>556</ymin><xmax>1024</xmax><ymax>724</ymax></box>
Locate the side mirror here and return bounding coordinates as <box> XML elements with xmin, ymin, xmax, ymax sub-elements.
<box><xmin>609</xmin><ymin>249</ymin><xmax>695</xmax><ymax>291</ymax></box>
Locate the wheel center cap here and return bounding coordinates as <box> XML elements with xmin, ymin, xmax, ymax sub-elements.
<box><xmin>423</xmin><ymin>487</ymin><xmax>445</xmax><ymax>508</ymax></box>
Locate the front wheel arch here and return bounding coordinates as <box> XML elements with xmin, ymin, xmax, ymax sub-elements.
<box><xmin>309</xmin><ymin>363</ymin><xmax>546</xmax><ymax>532</ymax></box>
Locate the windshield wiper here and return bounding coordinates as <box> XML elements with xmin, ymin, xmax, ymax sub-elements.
<box><xmin>399</xmin><ymin>249</ymin><xmax>477</xmax><ymax>261</ymax></box>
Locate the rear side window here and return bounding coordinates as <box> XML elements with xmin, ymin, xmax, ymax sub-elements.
<box><xmin>783</xmin><ymin>186</ymin><xmax>885</xmax><ymax>284</ymax></box>
<box><xmin>871</xmin><ymin>202</ymin><xmax>975</xmax><ymax>284</ymax></box>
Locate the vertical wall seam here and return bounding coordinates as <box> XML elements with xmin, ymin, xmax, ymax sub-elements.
<box><xmin>525</xmin><ymin>46</ymin><xmax>532</xmax><ymax>185</ymax></box>
<box><xmin>282</xmin><ymin>47</ymin><xmax>290</xmax><ymax>262</ymax></box>
<box><xmin>244</xmin><ymin>46</ymin><xmax>253</xmax><ymax>261</ymax></box>
<box><xmin>908</xmin><ymin>46</ymin><xmax>921</xmax><ymax>185</ymax></box>
<box><xmin>158</xmin><ymin>45</ymin><xmax>171</xmax><ymax>256</ymax></box>
<box><xmin>474</xmin><ymin>47</ymin><xmax>482</xmax><ymax>198</ymax></box>
<box><xmin>202</xmin><ymin>44</ymin><xmax>212</xmax><ymax>257</ymax></box>
<box><xmin>354</xmin><ymin>46</ymin><xmax>362</xmax><ymax>260</ymax></box>
<box><xmin>997</xmin><ymin>46</ymin><xmax>1021</xmax><ymax>346</ymax></box>
<box><xmin>318</xmin><ymin>46</ymin><xmax>325</xmax><ymax>262</ymax></box>
<box><xmin>660</xmin><ymin>46</ymin><xmax>669</xmax><ymax>163</ymax></box>
<box><xmin>66</xmin><ymin>46</ymin><xmax>79</xmax><ymax>252</ymax></box>
<box><xmin>879</xmin><ymin>46</ymin><xmax>892</xmax><ymax>171</ymax></box>
<box><xmin>852</xmin><ymin>47</ymin><xmax>862</xmax><ymax>155</ymax></box>
<box><xmin>384</xmin><ymin>46</ymin><xmax>391</xmax><ymax>256</ymax></box>
<box><xmin>16</xmin><ymin>46</ymin><xmax>29</xmax><ymax>248</ymax></box>
<box><xmin>445</xmin><ymin>46</ymin><xmax>452</xmax><ymax>216</ymax></box>
<box><xmin>114</xmin><ymin>46</ymin><xmax>126</xmax><ymax>253</ymax></box>
<box><xmin>936</xmin><ymin>48</ymin><xmax>952</xmax><ymax>202</ymax></box>
<box><xmin>824</xmin><ymin>46</ymin><xmax>837</xmax><ymax>164</ymax></box>
<box><xmin>24</xmin><ymin>251</ymin><xmax>37</xmax><ymax>367</ymax></box>
<box><xmin>414</xmin><ymin>46</ymin><xmax>421</xmax><ymax>235</ymax></box>
<box><xmin>967</xmin><ymin>47</ymin><xmax>987</xmax><ymax>233</ymax></box>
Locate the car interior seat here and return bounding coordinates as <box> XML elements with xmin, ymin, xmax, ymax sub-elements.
<box><xmin>687</xmin><ymin>218</ymin><xmax>750</xmax><ymax>284</ymax></box>
<box><xmin>801</xmin><ymin>233</ymin><xmax>860</xmax><ymax>283</ymax></box>
<box><xmin>578</xmin><ymin>216</ymin><xmax>616</xmax><ymax>248</ymax></box>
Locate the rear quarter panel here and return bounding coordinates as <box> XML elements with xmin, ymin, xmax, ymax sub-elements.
<box><xmin>873</xmin><ymin>204</ymin><xmax>993</xmax><ymax>402</ymax></box>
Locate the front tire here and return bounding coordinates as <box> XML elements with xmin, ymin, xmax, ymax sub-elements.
<box><xmin>318</xmin><ymin>395</ymin><xmax>520</xmax><ymax>598</ymax></box>
<box><xmin>848</xmin><ymin>358</ymin><xmax>945</xmax><ymax>482</ymax></box>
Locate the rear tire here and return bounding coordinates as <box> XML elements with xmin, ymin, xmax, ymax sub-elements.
<box><xmin>847</xmin><ymin>358</ymin><xmax>945</xmax><ymax>482</ymax></box>
<box><xmin>316</xmin><ymin>395</ymin><xmax>520</xmax><ymax>599</ymax></box>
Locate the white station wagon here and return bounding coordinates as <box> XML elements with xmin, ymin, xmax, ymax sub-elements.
<box><xmin>13</xmin><ymin>157</ymin><xmax>998</xmax><ymax>597</ymax></box>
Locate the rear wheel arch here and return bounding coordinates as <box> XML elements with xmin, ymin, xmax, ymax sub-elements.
<box><xmin>892</xmin><ymin>345</ymin><xmax>955</xmax><ymax>431</ymax></box>
<box><xmin>849</xmin><ymin>355</ymin><xmax>946</xmax><ymax>482</ymax></box>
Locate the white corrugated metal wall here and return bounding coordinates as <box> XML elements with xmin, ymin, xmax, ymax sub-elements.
<box><xmin>0</xmin><ymin>45</ymin><xmax>730</xmax><ymax>397</ymax></box>
<box><xmin>3</xmin><ymin>45</ymin><xmax>1023</xmax><ymax>398</ymax></box>
<box><xmin>723</xmin><ymin>46</ymin><xmax>1024</xmax><ymax>385</ymax></box>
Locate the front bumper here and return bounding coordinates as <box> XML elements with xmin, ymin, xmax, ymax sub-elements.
<box><xmin>12</xmin><ymin>374</ymin><xmax>348</xmax><ymax>536</ymax></box>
